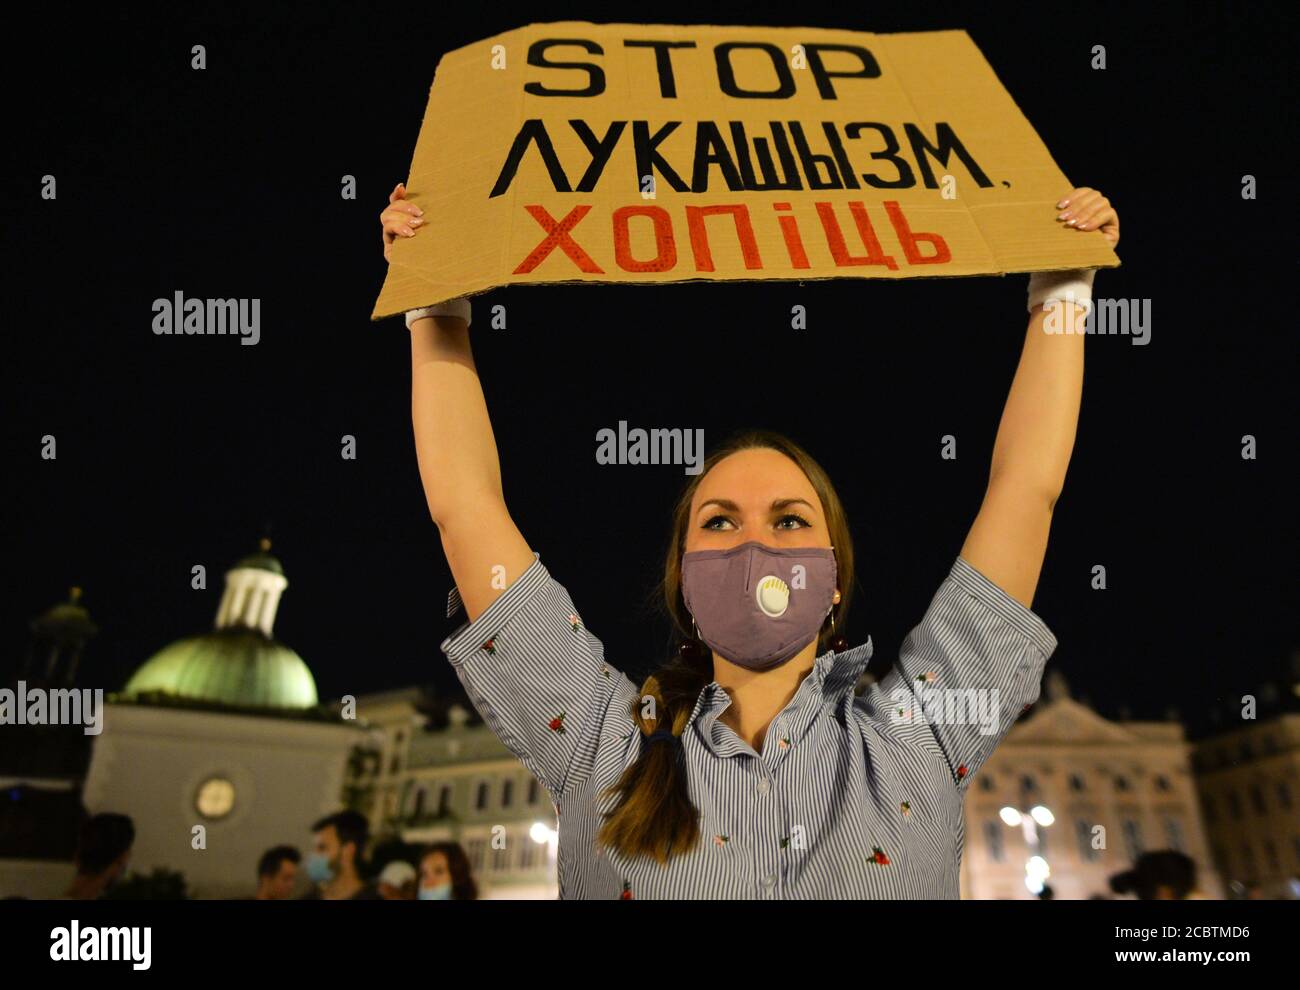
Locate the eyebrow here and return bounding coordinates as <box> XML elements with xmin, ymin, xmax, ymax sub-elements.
<box><xmin>697</xmin><ymin>498</ymin><xmax>817</xmax><ymax>517</ymax></box>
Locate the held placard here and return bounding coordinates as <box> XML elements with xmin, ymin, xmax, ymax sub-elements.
<box><xmin>372</xmin><ymin>22</ymin><xmax>1119</xmax><ymax>320</ymax></box>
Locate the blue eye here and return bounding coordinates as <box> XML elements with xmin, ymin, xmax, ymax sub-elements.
<box><xmin>776</xmin><ymin>514</ymin><xmax>811</xmax><ymax>529</ymax></box>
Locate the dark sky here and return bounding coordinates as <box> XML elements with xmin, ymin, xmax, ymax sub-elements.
<box><xmin>3</xmin><ymin>2</ymin><xmax>1295</xmax><ymax>732</ymax></box>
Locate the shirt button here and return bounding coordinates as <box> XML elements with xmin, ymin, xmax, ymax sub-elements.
<box><xmin>762</xmin><ymin>874</ymin><xmax>776</xmax><ymax>889</ymax></box>
<box><xmin>756</xmin><ymin>777</ymin><xmax>771</xmax><ymax>795</ymax></box>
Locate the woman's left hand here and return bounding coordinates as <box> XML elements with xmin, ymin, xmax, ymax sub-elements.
<box><xmin>1057</xmin><ymin>187</ymin><xmax>1119</xmax><ymax>249</ymax></box>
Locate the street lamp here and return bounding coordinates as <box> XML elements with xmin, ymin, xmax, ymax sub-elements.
<box><xmin>1001</xmin><ymin>804</ymin><xmax>1054</xmax><ymax>895</ymax></box>
<box><xmin>531</xmin><ymin>820</ymin><xmax>559</xmax><ymax>893</ymax></box>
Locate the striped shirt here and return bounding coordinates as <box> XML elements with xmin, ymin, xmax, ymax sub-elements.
<box><xmin>440</xmin><ymin>553</ymin><xmax>1055</xmax><ymax>899</ymax></box>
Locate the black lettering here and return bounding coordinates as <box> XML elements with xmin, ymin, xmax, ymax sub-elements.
<box><xmin>844</xmin><ymin>122</ymin><xmax>915</xmax><ymax>189</ymax></box>
<box><xmin>488</xmin><ymin>119</ymin><xmax>573</xmax><ymax>198</ymax></box>
<box><xmin>803</xmin><ymin>43</ymin><xmax>881</xmax><ymax>99</ymax></box>
<box><xmin>714</xmin><ymin>42</ymin><xmax>795</xmax><ymax>99</ymax></box>
<box><xmin>623</xmin><ymin>40</ymin><xmax>697</xmax><ymax>98</ymax></box>
<box><xmin>788</xmin><ymin>122</ymin><xmax>845</xmax><ymax>190</ymax></box>
<box><xmin>904</xmin><ymin>122</ymin><xmax>992</xmax><ymax>188</ymax></box>
<box><xmin>691</xmin><ymin>121</ymin><xmax>744</xmax><ymax>192</ymax></box>
<box><xmin>569</xmin><ymin>120</ymin><xmax>628</xmax><ymax>191</ymax></box>
<box><xmin>524</xmin><ymin>39</ymin><xmax>605</xmax><ymax>97</ymax></box>
<box><xmin>730</xmin><ymin>122</ymin><xmax>802</xmax><ymax>191</ymax></box>
<box><xmin>632</xmin><ymin>121</ymin><xmax>689</xmax><ymax>193</ymax></box>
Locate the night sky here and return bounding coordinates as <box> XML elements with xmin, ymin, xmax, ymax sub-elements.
<box><xmin>3</xmin><ymin>2</ymin><xmax>1294</xmax><ymax>732</ymax></box>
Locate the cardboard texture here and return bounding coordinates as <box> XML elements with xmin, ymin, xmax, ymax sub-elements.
<box><xmin>372</xmin><ymin>22</ymin><xmax>1119</xmax><ymax>320</ymax></box>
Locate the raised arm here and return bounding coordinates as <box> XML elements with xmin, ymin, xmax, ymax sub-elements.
<box><xmin>381</xmin><ymin>183</ymin><xmax>534</xmax><ymax>620</ymax></box>
<box><xmin>960</xmin><ymin>187</ymin><xmax>1120</xmax><ymax>606</ymax></box>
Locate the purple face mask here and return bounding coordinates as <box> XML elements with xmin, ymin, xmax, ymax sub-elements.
<box><xmin>681</xmin><ymin>541</ymin><xmax>838</xmax><ymax>671</ymax></box>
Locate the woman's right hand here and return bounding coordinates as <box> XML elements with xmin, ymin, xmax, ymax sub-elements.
<box><xmin>380</xmin><ymin>182</ymin><xmax>425</xmax><ymax>262</ymax></box>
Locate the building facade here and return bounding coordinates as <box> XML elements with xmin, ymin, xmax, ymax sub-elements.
<box><xmin>961</xmin><ymin>673</ymin><xmax>1223</xmax><ymax>899</ymax></box>
<box><xmin>81</xmin><ymin>541</ymin><xmax>363</xmax><ymax>899</ymax></box>
<box><xmin>1192</xmin><ymin>712</ymin><xmax>1300</xmax><ymax>898</ymax></box>
<box><xmin>354</xmin><ymin>688</ymin><xmax>559</xmax><ymax>898</ymax></box>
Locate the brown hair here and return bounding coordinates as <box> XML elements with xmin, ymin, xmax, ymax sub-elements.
<box><xmin>595</xmin><ymin>429</ymin><xmax>855</xmax><ymax>864</ymax></box>
<box><xmin>422</xmin><ymin>842</ymin><xmax>478</xmax><ymax>900</ymax></box>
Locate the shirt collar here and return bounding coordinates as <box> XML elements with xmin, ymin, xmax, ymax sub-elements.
<box><xmin>688</xmin><ymin>637</ymin><xmax>874</xmax><ymax>758</ymax></box>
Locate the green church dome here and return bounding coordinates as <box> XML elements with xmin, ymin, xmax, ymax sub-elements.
<box><xmin>124</xmin><ymin>627</ymin><xmax>318</xmax><ymax>709</ymax></box>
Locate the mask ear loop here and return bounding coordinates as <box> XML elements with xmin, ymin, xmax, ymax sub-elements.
<box><xmin>680</xmin><ymin>613</ymin><xmax>710</xmax><ymax>663</ymax></box>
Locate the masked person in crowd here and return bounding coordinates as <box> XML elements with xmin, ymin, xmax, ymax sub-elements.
<box><xmin>381</xmin><ymin>183</ymin><xmax>1119</xmax><ymax>898</ymax></box>
<box><xmin>418</xmin><ymin>842</ymin><xmax>477</xmax><ymax>901</ymax></box>
<box><xmin>300</xmin><ymin>810</ymin><xmax>381</xmax><ymax>900</ymax></box>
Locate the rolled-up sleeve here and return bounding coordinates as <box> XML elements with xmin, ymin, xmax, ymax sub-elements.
<box><xmin>440</xmin><ymin>552</ymin><xmax>627</xmax><ymax>800</ymax></box>
<box><xmin>875</xmin><ymin>556</ymin><xmax>1055</xmax><ymax>790</ymax></box>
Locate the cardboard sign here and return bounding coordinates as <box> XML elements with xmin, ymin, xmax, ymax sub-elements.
<box><xmin>372</xmin><ymin>22</ymin><xmax>1119</xmax><ymax>320</ymax></box>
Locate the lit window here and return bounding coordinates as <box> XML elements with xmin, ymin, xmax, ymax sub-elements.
<box><xmin>1122</xmin><ymin>819</ymin><xmax>1143</xmax><ymax>860</ymax></box>
<box><xmin>1263</xmin><ymin>840</ymin><xmax>1279</xmax><ymax>872</ymax></box>
<box><xmin>1076</xmin><ymin>820</ymin><xmax>1099</xmax><ymax>862</ymax></box>
<box><xmin>1249</xmin><ymin>784</ymin><xmax>1267</xmax><ymax>815</ymax></box>
<box><xmin>466</xmin><ymin>839</ymin><xmax>486</xmax><ymax>870</ymax></box>
<box><xmin>983</xmin><ymin>821</ymin><xmax>1004</xmax><ymax>863</ymax></box>
<box><xmin>1164</xmin><ymin>817</ymin><xmax>1185</xmax><ymax>852</ymax></box>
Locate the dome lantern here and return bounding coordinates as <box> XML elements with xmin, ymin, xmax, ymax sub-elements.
<box><xmin>215</xmin><ymin>537</ymin><xmax>288</xmax><ymax>636</ymax></box>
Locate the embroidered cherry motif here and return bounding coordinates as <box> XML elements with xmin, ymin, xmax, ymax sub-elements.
<box><xmin>957</xmin><ymin>764</ymin><xmax>969</xmax><ymax>780</ymax></box>
<box><xmin>620</xmin><ymin>881</ymin><xmax>633</xmax><ymax>900</ymax></box>
<box><xmin>916</xmin><ymin>671</ymin><xmax>937</xmax><ymax>684</ymax></box>
<box><xmin>549</xmin><ymin>712</ymin><xmax>567</xmax><ymax>734</ymax></box>
<box><xmin>569</xmin><ymin>613</ymin><xmax>580</xmax><ymax>632</ymax></box>
<box><xmin>713</xmin><ymin>835</ymin><xmax>729</xmax><ymax>847</ymax></box>
<box><xmin>482</xmin><ymin>638</ymin><xmax>496</xmax><ymax>655</ymax></box>
<box><xmin>900</xmin><ymin>801</ymin><xmax>911</xmax><ymax>817</ymax></box>
<box><xmin>869</xmin><ymin>846</ymin><xmax>891</xmax><ymax>866</ymax></box>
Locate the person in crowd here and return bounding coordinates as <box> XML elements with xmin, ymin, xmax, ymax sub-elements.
<box><xmin>1109</xmin><ymin>850</ymin><xmax>1200</xmax><ymax>900</ymax></box>
<box><xmin>254</xmin><ymin>845</ymin><xmax>300</xmax><ymax>900</ymax></box>
<box><xmin>376</xmin><ymin>859</ymin><xmax>417</xmax><ymax>900</ymax></box>
<box><xmin>64</xmin><ymin>812</ymin><xmax>135</xmax><ymax>900</ymax></box>
<box><xmin>300</xmin><ymin>810</ymin><xmax>381</xmax><ymax>900</ymax></box>
<box><xmin>418</xmin><ymin>842</ymin><xmax>477</xmax><ymax>900</ymax></box>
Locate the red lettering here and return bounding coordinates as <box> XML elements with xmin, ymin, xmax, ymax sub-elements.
<box><xmin>883</xmin><ymin>201</ymin><xmax>951</xmax><ymax>265</ymax></box>
<box><xmin>815</xmin><ymin>201</ymin><xmax>898</xmax><ymax>270</ymax></box>
<box><xmin>612</xmin><ymin>205</ymin><xmax>677</xmax><ymax>272</ymax></box>
<box><xmin>513</xmin><ymin>205</ymin><xmax>604</xmax><ymax>274</ymax></box>
<box><xmin>684</xmin><ymin>204</ymin><xmax>762</xmax><ymax>272</ymax></box>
